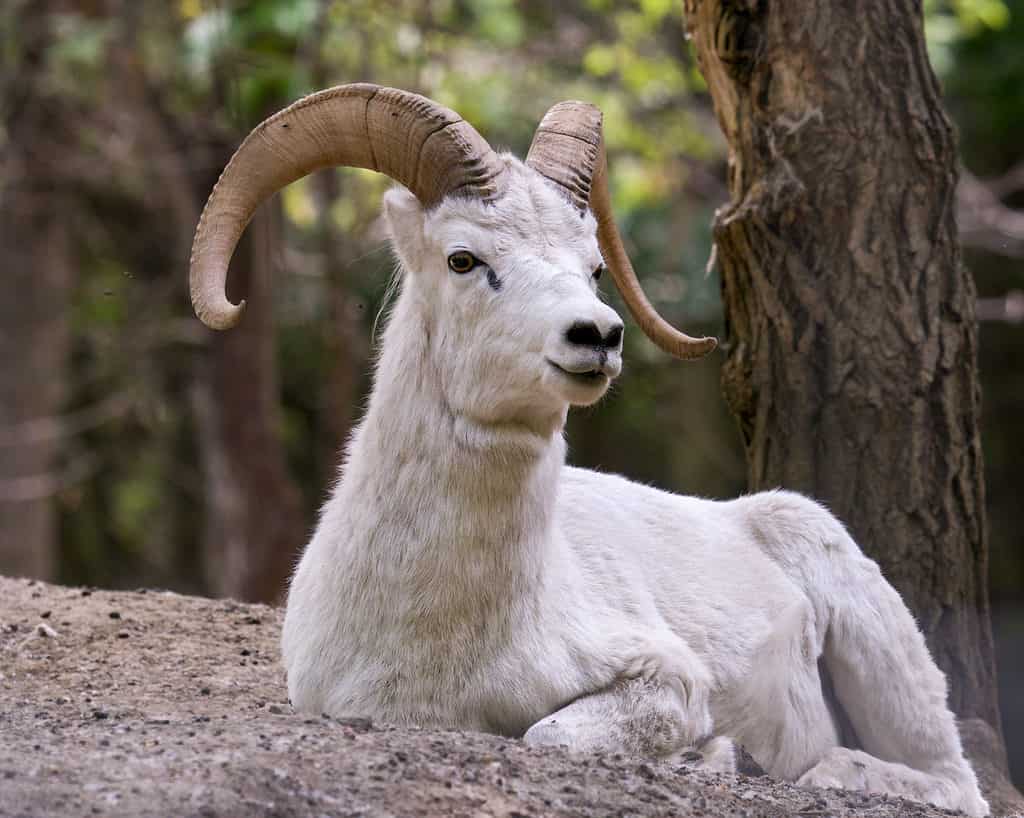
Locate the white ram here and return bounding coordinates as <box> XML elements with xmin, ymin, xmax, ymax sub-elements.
<box><xmin>189</xmin><ymin>84</ymin><xmax>987</xmax><ymax>817</ymax></box>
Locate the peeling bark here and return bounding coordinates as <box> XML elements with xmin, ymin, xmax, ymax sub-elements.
<box><xmin>684</xmin><ymin>0</ymin><xmax>1019</xmax><ymax>808</ymax></box>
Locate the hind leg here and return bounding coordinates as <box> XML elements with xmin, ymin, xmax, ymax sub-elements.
<box><xmin>798</xmin><ymin>747</ymin><xmax>988</xmax><ymax>817</ymax></box>
<box><xmin>820</xmin><ymin>557</ymin><xmax>989</xmax><ymax>816</ymax></box>
<box><xmin>745</xmin><ymin>496</ymin><xmax>988</xmax><ymax>816</ymax></box>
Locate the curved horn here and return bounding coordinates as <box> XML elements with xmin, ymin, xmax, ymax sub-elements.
<box><xmin>526</xmin><ymin>102</ymin><xmax>717</xmax><ymax>360</ymax></box>
<box><xmin>190</xmin><ymin>83</ymin><xmax>507</xmax><ymax>329</ymax></box>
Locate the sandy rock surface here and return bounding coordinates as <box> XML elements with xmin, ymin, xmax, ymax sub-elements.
<box><xmin>0</xmin><ymin>576</ymin><xmax>967</xmax><ymax>817</ymax></box>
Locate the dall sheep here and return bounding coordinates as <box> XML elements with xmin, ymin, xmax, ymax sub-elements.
<box><xmin>189</xmin><ymin>83</ymin><xmax>988</xmax><ymax>816</ymax></box>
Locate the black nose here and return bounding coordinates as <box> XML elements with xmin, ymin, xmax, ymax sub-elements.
<box><xmin>565</xmin><ymin>321</ymin><xmax>623</xmax><ymax>350</ymax></box>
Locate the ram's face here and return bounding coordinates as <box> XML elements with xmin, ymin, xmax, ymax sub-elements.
<box><xmin>384</xmin><ymin>160</ymin><xmax>624</xmax><ymax>432</ymax></box>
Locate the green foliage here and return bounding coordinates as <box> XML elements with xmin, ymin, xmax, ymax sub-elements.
<box><xmin>941</xmin><ymin>0</ymin><xmax>1024</xmax><ymax>172</ymax></box>
<box><xmin>924</xmin><ymin>0</ymin><xmax>1011</xmax><ymax>75</ymax></box>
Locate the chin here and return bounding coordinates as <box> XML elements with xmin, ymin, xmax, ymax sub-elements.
<box><xmin>567</xmin><ymin>383</ymin><xmax>611</xmax><ymax>406</ymax></box>
<box><xmin>546</xmin><ymin>370</ymin><xmax>612</xmax><ymax>406</ymax></box>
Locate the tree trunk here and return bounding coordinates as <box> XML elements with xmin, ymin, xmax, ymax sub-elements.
<box><xmin>0</xmin><ymin>6</ymin><xmax>73</xmax><ymax>581</ymax></box>
<box><xmin>683</xmin><ymin>1</ymin><xmax>1021</xmax><ymax>811</ymax></box>
<box><xmin>0</xmin><ymin>200</ymin><xmax>72</xmax><ymax>582</ymax></box>
<box><xmin>200</xmin><ymin>200</ymin><xmax>306</xmax><ymax>604</ymax></box>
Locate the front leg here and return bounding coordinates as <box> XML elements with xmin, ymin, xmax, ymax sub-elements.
<box><xmin>522</xmin><ymin>674</ymin><xmax>743</xmax><ymax>777</ymax></box>
<box><xmin>523</xmin><ymin>630</ymin><xmax>742</xmax><ymax>767</ymax></box>
<box><xmin>523</xmin><ymin>678</ymin><xmax>699</xmax><ymax>757</ymax></box>
<box><xmin>611</xmin><ymin>629</ymin><xmax>714</xmax><ymax>741</ymax></box>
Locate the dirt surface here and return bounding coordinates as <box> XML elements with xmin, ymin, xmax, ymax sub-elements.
<box><xmin>0</xmin><ymin>576</ymin><xmax>979</xmax><ymax>817</ymax></box>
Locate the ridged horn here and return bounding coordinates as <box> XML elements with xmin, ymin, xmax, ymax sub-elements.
<box><xmin>527</xmin><ymin>101</ymin><xmax>717</xmax><ymax>360</ymax></box>
<box><xmin>190</xmin><ymin>83</ymin><xmax>507</xmax><ymax>330</ymax></box>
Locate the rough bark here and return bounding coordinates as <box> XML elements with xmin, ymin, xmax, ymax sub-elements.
<box><xmin>683</xmin><ymin>0</ymin><xmax>1020</xmax><ymax>809</ymax></box>
<box><xmin>0</xmin><ymin>5</ymin><xmax>73</xmax><ymax>580</ymax></box>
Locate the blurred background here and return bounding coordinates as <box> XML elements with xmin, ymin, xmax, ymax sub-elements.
<box><xmin>1</xmin><ymin>0</ymin><xmax>1021</xmax><ymax>781</ymax></box>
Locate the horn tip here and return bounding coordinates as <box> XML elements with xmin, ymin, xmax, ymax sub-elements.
<box><xmin>195</xmin><ymin>298</ymin><xmax>246</xmax><ymax>331</ymax></box>
<box><xmin>675</xmin><ymin>335</ymin><xmax>718</xmax><ymax>360</ymax></box>
<box><xmin>684</xmin><ymin>335</ymin><xmax>716</xmax><ymax>358</ymax></box>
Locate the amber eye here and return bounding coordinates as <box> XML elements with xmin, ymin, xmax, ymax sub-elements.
<box><xmin>592</xmin><ymin>263</ymin><xmax>606</xmax><ymax>282</ymax></box>
<box><xmin>447</xmin><ymin>252</ymin><xmax>479</xmax><ymax>274</ymax></box>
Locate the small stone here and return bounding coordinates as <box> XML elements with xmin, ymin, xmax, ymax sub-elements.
<box><xmin>200</xmin><ymin>687</ymin><xmax>211</xmax><ymax>696</ymax></box>
<box><xmin>108</xmin><ymin>611</ymin><xmax>121</xmax><ymax>620</ymax></box>
<box><xmin>116</xmin><ymin>631</ymin><xmax>130</xmax><ymax>639</ymax></box>
<box><xmin>40</xmin><ymin>611</ymin><xmax>51</xmax><ymax>619</ymax></box>
<box><xmin>93</xmin><ymin>710</ymin><xmax>109</xmax><ymax>720</ymax></box>
<box><xmin>36</xmin><ymin>623</ymin><xmax>58</xmax><ymax>638</ymax></box>
<box><xmin>335</xmin><ymin>716</ymin><xmax>373</xmax><ymax>732</ymax></box>
<box><xmin>735</xmin><ymin>744</ymin><xmax>768</xmax><ymax>777</ymax></box>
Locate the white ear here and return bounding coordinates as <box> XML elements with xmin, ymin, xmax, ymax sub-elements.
<box><xmin>383</xmin><ymin>186</ymin><xmax>426</xmax><ymax>270</ymax></box>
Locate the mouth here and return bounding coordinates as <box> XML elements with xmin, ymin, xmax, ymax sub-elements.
<box><xmin>546</xmin><ymin>360</ymin><xmax>610</xmax><ymax>386</ymax></box>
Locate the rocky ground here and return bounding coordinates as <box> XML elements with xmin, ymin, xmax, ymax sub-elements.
<box><xmin>0</xmin><ymin>576</ymin><xmax>1005</xmax><ymax>817</ymax></box>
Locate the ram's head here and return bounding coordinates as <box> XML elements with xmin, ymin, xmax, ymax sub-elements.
<box><xmin>190</xmin><ymin>84</ymin><xmax>715</xmax><ymax>419</ymax></box>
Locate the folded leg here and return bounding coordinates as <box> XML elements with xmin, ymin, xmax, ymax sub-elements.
<box><xmin>523</xmin><ymin>677</ymin><xmax>742</xmax><ymax>774</ymax></box>
<box><xmin>798</xmin><ymin>747</ymin><xmax>988</xmax><ymax>817</ymax></box>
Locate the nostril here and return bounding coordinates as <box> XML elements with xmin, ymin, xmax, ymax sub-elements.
<box><xmin>565</xmin><ymin>321</ymin><xmax>604</xmax><ymax>348</ymax></box>
<box><xmin>565</xmin><ymin>321</ymin><xmax>624</xmax><ymax>349</ymax></box>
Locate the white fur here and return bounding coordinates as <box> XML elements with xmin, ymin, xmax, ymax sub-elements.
<box><xmin>281</xmin><ymin>158</ymin><xmax>988</xmax><ymax>817</ymax></box>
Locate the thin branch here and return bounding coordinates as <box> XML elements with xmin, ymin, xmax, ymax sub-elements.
<box><xmin>0</xmin><ymin>393</ymin><xmax>135</xmax><ymax>448</ymax></box>
<box><xmin>0</xmin><ymin>454</ymin><xmax>98</xmax><ymax>503</ymax></box>
<box><xmin>977</xmin><ymin>291</ymin><xmax>1024</xmax><ymax>324</ymax></box>
<box><xmin>957</xmin><ymin>169</ymin><xmax>1024</xmax><ymax>260</ymax></box>
<box><xmin>987</xmin><ymin>160</ymin><xmax>1024</xmax><ymax>201</ymax></box>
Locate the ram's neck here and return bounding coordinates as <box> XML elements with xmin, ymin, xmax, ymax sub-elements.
<box><xmin>325</xmin><ymin>286</ymin><xmax>566</xmax><ymax>619</ymax></box>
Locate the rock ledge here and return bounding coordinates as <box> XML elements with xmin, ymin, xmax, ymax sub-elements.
<box><xmin>0</xmin><ymin>577</ymin><xmax>962</xmax><ymax>817</ymax></box>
